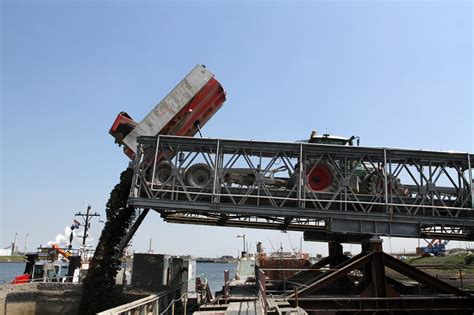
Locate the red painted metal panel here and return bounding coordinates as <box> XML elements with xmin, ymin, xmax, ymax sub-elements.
<box><xmin>110</xmin><ymin>77</ymin><xmax>226</xmax><ymax>160</ymax></box>
<box><xmin>162</xmin><ymin>78</ymin><xmax>226</xmax><ymax>137</ymax></box>
<box><xmin>259</xmin><ymin>258</ymin><xmax>311</xmax><ymax>281</ymax></box>
<box><xmin>12</xmin><ymin>274</ymin><xmax>30</xmax><ymax>284</ymax></box>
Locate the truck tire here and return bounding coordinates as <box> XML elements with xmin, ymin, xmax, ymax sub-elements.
<box><xmin>185</xmin><ymin>163</ymin><xmax>213</xmax><ymax>188</ymax></box>
<box><xmin>361</xmin><ymin>171</ymin><xmax>409</xmax><ymax>196</ymax></box>
<box><xmin>153</xmin><ymin>161</ymin><xmax>172</xmax><ymax>185</ymax></box>
<box><xmin>306</xmin><ymin>161</ymin><xmax>339</xmax><ymax>192</ymax></box>
<box><xmin>289</xmin><ymin>160</ymin><xmax>339</xmax><ymax>192</ymax></box>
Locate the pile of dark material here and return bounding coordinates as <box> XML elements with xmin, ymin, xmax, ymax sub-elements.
<box><xmin>79</xmin><ymin>168</ymin><xmax>136</xmax><ymax>315</ymax></box>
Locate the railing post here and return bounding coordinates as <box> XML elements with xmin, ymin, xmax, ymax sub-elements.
<box><xmin>152</xmin><ymin>298</ymin><xmax>158</xmax><ymax>315</ymax></box>
<box><xmin>468</xmin><ymin>153</ymin><xmax>473</xmax><ymax>208</ymax></box>
<box><xmin>150</xmin><ymin>135</ymin><xmax>161</xmax><ymax>191</ymax></box>
<box><xmin>183</xmin><ymin>294</ymin><xmax>187</xmax><ymax>314</ymax></box>
<box><xmin>383</xmin><ymin>148</ymin><xmax>389</xmax><ymax>213</ymax></box>
<box><xmin>212</xmin><ymin>139</ymin><xmax>221</xmax><ymax>202</ymax></box>
<box><xmin>298</xmin><ymin>142</ymin><xmax>303</xmax><ymax>208</ymax></box>
<box><xmin>294</xmin><ymin>287</ymin><xmax>299</xmax><ymax>307</ymax></box>
<box><xmin>388</xmin><ymin>155</ymin><xmax>393</xmax><ymax>216</ymax></box>
<box><xmin>132</xmin><ymin>143</ymin><xmax>143</xmax><ymax>198</ymax></box>
<box><xmin>224</xmin><ymin>269</ymin><xmax>229</xmax><ymax>304</ymax></box>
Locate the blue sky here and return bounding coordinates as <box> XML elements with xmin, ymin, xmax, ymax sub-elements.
<box><xmin>1</xmin><ymin>1</ymin><xmax>472</xmax><ymax>257</ymax></box>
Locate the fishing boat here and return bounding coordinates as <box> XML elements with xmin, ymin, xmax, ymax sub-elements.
<box><xmin>11</xmin><ymin>245</ymin><xmax>82</xmax><ymax>284</ymax></box>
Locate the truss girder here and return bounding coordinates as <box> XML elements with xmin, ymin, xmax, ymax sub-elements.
<box><xmin>129</xmin><ymin>135</ymin><xmax>474</xmax><ymax>240</ymax></box>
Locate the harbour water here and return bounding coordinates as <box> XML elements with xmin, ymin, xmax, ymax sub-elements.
<box><xmin>197</xmin><ymin>262</ymin><xmax>236</xmax><ymax>293</ymax></box>
<box><xmin>0</xmin><ymin>262</ymin><xmax>23</xmax><ymax>285</ymax></box>
<box><xmin>0</xmin><ymin>262</ymin><xmax>235</xmax><ymax>293</ymax></box>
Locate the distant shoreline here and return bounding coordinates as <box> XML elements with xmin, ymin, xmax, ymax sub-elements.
<box><xmin>196</xmin><ymin>259</ymin><xmax>237</xmax><ymax>264</ymax></box>
<box><xmin>0</xmin><ymin>255</ymin><xmax>238</xmax><ymax>264</ymax></box>
<box><xmin>0</xmin><ymin>256</ymin><xmax>24</xmax><ymax>263</ymax></box>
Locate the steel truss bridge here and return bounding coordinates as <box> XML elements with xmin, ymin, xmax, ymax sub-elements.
<box><xmin>127</xmin><ymin>135</ymin><xmax>474</xmax><ymax>241</ymax></box>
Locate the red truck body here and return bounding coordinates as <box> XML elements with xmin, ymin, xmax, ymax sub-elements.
<box><xmin>110</xmin><ymin>65</ymin><xmax>226</xmax><ymax>159</ymax></box>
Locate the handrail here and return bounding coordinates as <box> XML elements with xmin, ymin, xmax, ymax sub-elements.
<box><xmin>97</xmin><ymin>290</ymin><xmax>186</xmax><ymax>315</ymax></box>
<box><xmin>256</xmin><ymin>267</ymin><xmax>268</xmax><ymax>314</ymax></box>
<box><xmin>97</xmin><ymin>294</ymin><xmax>159</xmax><ymax>315</ymax></box>
<box><xmin>159</xmin><ymin>293</ymin><xmax>187</xmax><ymax>315</ymax></box>
<box><xmin>12</xmin><ymin>275</ymin><xmax>77</xmax><ymax>284</ymax></box>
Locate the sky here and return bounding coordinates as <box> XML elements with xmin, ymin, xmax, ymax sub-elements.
<box><xmin>1</xmin><ymin>0</ymin><xmax>473</xmax><ymax>258</ymax></box>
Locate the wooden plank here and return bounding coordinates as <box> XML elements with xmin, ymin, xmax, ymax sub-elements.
<box><xmin>224</xmin><ymin>300</ymin><xmax>263</xmax><ymax>315</ymax></box>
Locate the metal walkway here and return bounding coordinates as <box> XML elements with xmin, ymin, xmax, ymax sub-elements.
<box><xmin>128</xmin><ymin>135</ymin><xmax>474</xmax><ymax>241</ymax></box>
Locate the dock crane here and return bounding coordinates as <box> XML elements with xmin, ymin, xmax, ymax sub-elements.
<box><xmin>416</xmin><ymin>239</ymin><xmax>450</xmax><ymax>256</ymax></box>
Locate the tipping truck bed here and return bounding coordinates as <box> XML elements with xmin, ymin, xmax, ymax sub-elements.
<box><xmin>110</xmin><ymin>65</ymin><xmax>226</xmax><ymax>159</ymax></box>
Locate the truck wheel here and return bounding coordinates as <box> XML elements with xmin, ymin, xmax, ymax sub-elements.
<box><xmin>185</xmin><ymin>163</ymin><xmax>213</xmax><ymax>188</ymax></box>
<box><xmin>307</xmin><ymin>161</ymin><xmax>339</xmax><ymax>192</ymax></box>
<box><xmin>288</xmin><ymin>161</ymin><xmax>338</xmax><ymax>192</ymax></box>
<box><xmin>153</xmin><ymin>162</ymin><xmax>172</xmax><ymax>185</ymax></box>
<box><xmin>361</xmin><ymin>171</ymin><xmax>409</xmax><ymax>196</ymax></box>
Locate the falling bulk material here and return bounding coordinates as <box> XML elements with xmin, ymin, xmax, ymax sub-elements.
<box><xmin>79</xmin><ymin>168</ymin><xmax>135</xmax><ymax>315</ymax></box>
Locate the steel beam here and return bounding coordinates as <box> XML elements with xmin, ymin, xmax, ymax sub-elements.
<box><xmin>287</xmin><ymin>252</ymin><xmax>373</xmax><ymax>298</ymax></box>
<box><xmin>129</xmin><ymin>197</ymin><xmax>473</xmax><ymax>240</ymax></box>
<box><xmin>383</xmin><ymin>252</ymin><xmax>467</xmax><ymax>296</ymax></box>
<box><xmin>138</xmin><ymin>135</ymin><xmax>474</xmax><ymax>166</ymax></box>
<box><xmin>304</xmin><ymin>231</ymin><xmax>372</xmax><ymax>243</ymax></box>
<box><xmin>291</xmin><ymin>296</ymin><xmax>474</xmax><ymax>312</ymax></box>
<box><xmin>161</xmin><ymin>212</ymin><xmax>327</xmax><ymax>232</ymax></box>
<box><xmin>116</xmin><ymin>209</ymin><xmax>149</xmax><ymax>255</ymax></box>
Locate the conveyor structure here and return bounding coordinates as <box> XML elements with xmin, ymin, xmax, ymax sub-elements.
<box><xmin>128</xmin><ymin>135</ymin><xmax>474</xmax><ymax>241</ymax></box>
<box><xmin>108</xmin><ymin>65</ymin><xmax>474</xmax><ymax>314</ymax></box>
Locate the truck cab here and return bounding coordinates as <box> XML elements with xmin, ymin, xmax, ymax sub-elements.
<box><xmin>308</xmin><ymin>131</ymin><xmax>359</xmax><ymax>146</ymax></box>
